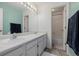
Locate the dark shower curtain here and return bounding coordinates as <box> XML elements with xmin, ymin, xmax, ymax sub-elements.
<box><xmin>67</xmin><ymin>10</ymin><xmax>79</xmax><ymax>55</ymax></box>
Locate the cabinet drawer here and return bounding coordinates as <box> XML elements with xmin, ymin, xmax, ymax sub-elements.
<box><xmin>37</xmin><ymin>36</ymin><xmax>44</xmax><ymax>42</ymax></box>
<box><xmin>4</xmin><ymin>46</ymin><xmax>25</xmax><ymax>56</ymax></box>
<box><xmin>25</xmin><ymin>40</ymin><xmax>37</xmax><ymax>49</ymax></box>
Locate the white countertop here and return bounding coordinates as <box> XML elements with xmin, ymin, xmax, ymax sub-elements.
<box><xmin>0</xmin><ymin>33</ymin><xmax>46</xmax><ymax>56</ymax></box>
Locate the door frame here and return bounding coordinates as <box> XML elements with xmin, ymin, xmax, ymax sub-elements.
<box><xmin>0</xmin><ymin>8</ymin><xmax>3</xmax><ymax>34</ymax></box>
<box><xmin>51</xmin><ymin>4</ymin><xmax>69</xmax><ymax>51</ymax></box>
<box><xmin>23</xmin><ymin>15</ymin><xmax>29</xmax><ymax>32</ymax></box>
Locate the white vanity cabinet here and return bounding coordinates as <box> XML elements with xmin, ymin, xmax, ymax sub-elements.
<box><xmin>25</xmin><ymin>35</ymin><xmax>47</xmax><ymax>56</ymax></box>
<box><xmin>4</xmin><ymin>45</ymin><xmax>25</xmax><ymax>56</ymax></box>
<box><xmin>25</xmin><ymin>40</ymin><xmax>37</xmax><ymax>56</ymax></box>
<box><xmin>1</xmin><ymin>33</ymin><xmax>47</xmax><ymax>56</ymax></box>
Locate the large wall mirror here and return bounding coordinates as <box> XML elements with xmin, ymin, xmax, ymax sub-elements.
<box><xmin>0</xmin><ymin>2</ymin><xmax>24</xmax><ymax>35</ymax></box>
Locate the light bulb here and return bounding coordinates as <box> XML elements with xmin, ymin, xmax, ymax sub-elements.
<box><xmin>51</xmin><ymin>9</ymin><xmax>55</xmax><ymax>11</ymax></box>
<box><xmin>20</xmin><ymin>2</ymin><xmax>24</xmax><ymax>5</ymax></box>
<box><xmin>24</xmin><ymin>4</ymin><xmax>26</xmax><ymax>7</ymax></box>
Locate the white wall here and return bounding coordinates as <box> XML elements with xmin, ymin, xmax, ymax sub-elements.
<box><xmin>37</xmin><ymin>5</ymin><xmax>52</xmax><ymax>48</ymax></box>
<box><xmin>29</xmin><ymin>12</ymin><xmax>38</xmax><ymax>32</ymax></box>
<box><xmin>23</xmin><ymin>9</ymin><xmax>39</xmax><ymax>32</ymax></box>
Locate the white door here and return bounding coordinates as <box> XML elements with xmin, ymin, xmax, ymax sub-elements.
<box><xmin>52</xmin><ymin>9</ymin><xmax>64</xmax><ymax>50</ymax></box>
<box><xmin>0</xmin><ymin>8</ymin><xmax>3</xmax><ymax>35</ymax></box>
<box><xmin>24</xmin><ymin>16</ymin><xmax>29</xmax><ymax>32</ymax></box>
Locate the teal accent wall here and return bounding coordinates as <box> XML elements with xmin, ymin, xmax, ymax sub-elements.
<box><xmin>0</xmin><ymin>3</ymin><xmax>23</xmax><ymax>34</ymax></box>
<box><xmin>69</xmin><ymin>2</ymin><xmax>79</xmax><ymax>17</ymax></box>
<box><xmin>69</xmin><ymin>2</ymin><xmax>79</xmax><ymax>56</ymax></box>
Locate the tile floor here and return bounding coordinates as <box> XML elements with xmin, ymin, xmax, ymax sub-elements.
<box><xmin>43</xmin><ymin>48</ymin><xmax>68</xmax><ymax>56</ymax></box>
<box><xmin>42</xmin><ymin>51</ymin><xmax>56</xmax><ymax>56</ymax></box>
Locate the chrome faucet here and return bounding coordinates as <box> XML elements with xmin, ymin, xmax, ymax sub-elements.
<box><xmin>11</xmin><ymin>33</ymin><xmax>17</xmax><ymax>39</ymax></box>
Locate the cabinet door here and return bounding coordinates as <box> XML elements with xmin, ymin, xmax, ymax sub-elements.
<box><xmin>26</xmin><ymin>45</ymin><xmax>37</xmax><ymax>56</ymax></box>
<box><xmin>4</xmin><ymin>46</ymin><xmax>25</xmax><ymax>56</ymax></box>
<box><xmin>43</xmin><ymin>35</ymin><xmax>47</xmax><ymax>49</ymax></box>
<box><xmin>37</xmin><ymin>40</ymin><xmax>44</xmax><ymax>56</ymax></box>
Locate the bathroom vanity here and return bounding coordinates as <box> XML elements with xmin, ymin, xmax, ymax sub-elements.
<box><xmin>0</xmin><ymin>33</ymin><xmax>47</xmax><ymax>56</ymax></box>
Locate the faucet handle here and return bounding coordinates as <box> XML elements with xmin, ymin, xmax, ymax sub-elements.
<box><xmin>10</xmin><ymin>33</ymin><xmax>17</xmax><ymax>39</ymax></box>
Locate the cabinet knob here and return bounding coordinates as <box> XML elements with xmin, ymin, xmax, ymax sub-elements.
<box><xmin>37</xmin><ymin>45</ymin><xmax>39</xmax><ymax>47</ymax></box>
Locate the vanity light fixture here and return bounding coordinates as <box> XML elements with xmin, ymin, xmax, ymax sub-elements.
<box><xmin>20</xmin><ymin>2</ymin><xmax>24</xmax><ymax>5</ymax></box>
<box><xmin>24</xmin><ymin>4</ymin><xmax>27</xmax><ymax>7</ymax></box>
<box><xmin>27</xmin><ymin>2</ymin><xmax>31</xmax><ymax>6</ymax></box>
<box><xmin>51</xmin><ymin>8</ymin><xmax>55</xmax><ymax>11</ymax></box>
<box><xmin>19</xmin><ymin>2</ymin><xmax>37</xmax><ymax>12</ymax></box>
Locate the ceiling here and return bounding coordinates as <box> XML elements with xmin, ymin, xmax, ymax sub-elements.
<box><xmin>32</xmin><ymin>2</ymin><xmax>67</xmax><ymax>8</ymax></box>
<box><xmin>7</xmin><ymin>2</ymin><xmax>27</xmax><ymax>10</ymax></box>
<box><xmin>3</xmin><ymin>2</ymin><xmax>68</xmax><ymax>12</ymax></box>
<box><xmin>6</xmin><ymin>2</ymin><xmax>68</xmax><ymax>8</ymax></box>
